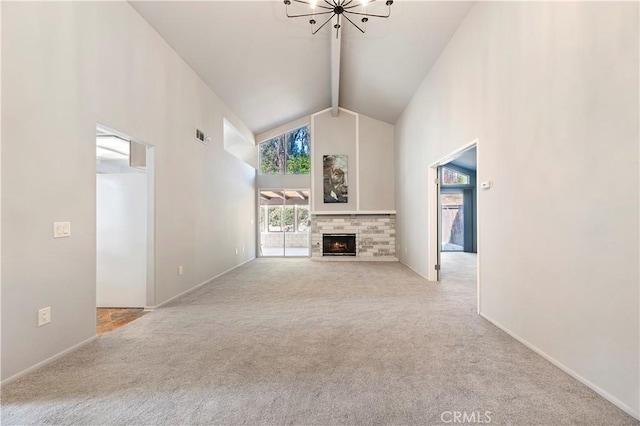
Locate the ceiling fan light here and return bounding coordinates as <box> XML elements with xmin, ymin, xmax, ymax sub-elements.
<box><xmin>283</xmin><ymin>0</ymin><xmax>291</xmax><ymax>5</ymax></box>
<box><xmin>310</xmin><ymin>19</ymin><xmax>316</xmax><ymax>25</ymax></box>
<box><xmin>386</xmin><ymin>0</ymin><xmax>393</xmax><ymax>5</ymax></box>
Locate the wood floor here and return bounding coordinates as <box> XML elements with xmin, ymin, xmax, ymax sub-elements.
<box><xmin>96</xmin><ymin>308</ymin><xmax>147</xmax><ymax>335</ymax></box>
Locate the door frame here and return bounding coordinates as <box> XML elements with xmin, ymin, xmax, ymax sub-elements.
<box><xmin>96</xmin><ymin>123</ymin><xmax>156</xmax><ymax>308</ymax></box>
<box><xmin>428</xmin><ymin>139</ymin><xmax>480</xmax><ymax>313</ymax></box>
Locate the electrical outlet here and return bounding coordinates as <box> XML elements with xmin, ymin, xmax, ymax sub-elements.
<box><xmin>235</xmin><ymin>248</ymin><xmax>238</xmax><ymax>255</ymax></box>
<box><xmin>38</xmin><ymin>307</ymin><xmax>51</xmax><ymax>326</ymax></box>
<box><xmin>242</xmin><ymin>246</ymin><xmax>245</xmax><ymax>253</ymax></box>
<box><xmin>178</xmin><ymin>265</ymin><xmax>184</xmax><ymax>276</ymax></box>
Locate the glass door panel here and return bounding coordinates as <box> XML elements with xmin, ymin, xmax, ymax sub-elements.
<box><xmin>259</xmin><ymin>189</ymin><xmax>310</xmax><ymax>257</ymax></box>
<box><xmin>441</xmin><ymin>192</ymin><xmax>464</xmax><ymax>252</ymax></box>
<box><xmin>259</xmin><ymin>190</ymin><xmax>284</xmax><ymax>256</ymax></box>
<box><xmin>283</xmin><ymin>190</ymin><xmax>310</xmax><ymax>256</ymax></box>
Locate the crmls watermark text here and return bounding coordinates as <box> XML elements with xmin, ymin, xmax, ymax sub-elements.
<box><xmin>441</xmin><ymin>411</ymin><xmax>492</xmax><ymax>424</ymax></box>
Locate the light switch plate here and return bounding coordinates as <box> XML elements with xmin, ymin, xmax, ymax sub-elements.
<box><xmin>53</xmin><ymin>222</ymin><xmax>71</xmax><ymax>238</ymax></box>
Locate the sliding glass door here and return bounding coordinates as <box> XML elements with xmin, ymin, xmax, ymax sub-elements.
<box><xmin>259</xmin><ymin>189</ymin><xmax>310</xmax><ymax>257</ymax></box>
<box><xmin>260</xmin><ymin>193</ymin><xmax>284</xmax><ymax>256</ymax></box>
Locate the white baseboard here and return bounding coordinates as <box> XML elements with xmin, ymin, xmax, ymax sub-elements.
<box><xmin>479</xmin><ymin>312</ymin><xmax>640</xmax><ymax>421</ymax></box>
<box><xmin>399</xmin><ymin>259</ymin><xmax>433</xmax><ymax>281</ymax></box>
<box><xmin>1</xmin><ymin>335</ymin><xmax>98</xmax><ymax>387</ymax></box>
<box><xmin>145</xmin><ymin>257</ymin><xmax>255</xmax><ymax>310</ymax></box>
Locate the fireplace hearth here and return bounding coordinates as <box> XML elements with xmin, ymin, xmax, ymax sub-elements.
<box><xmin>323</xmin><ymin>234</ymin><xmax>356</xmax><ymax>256</ymax></box>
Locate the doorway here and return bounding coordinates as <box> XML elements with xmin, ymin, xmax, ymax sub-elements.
<box><xmin>95</xmin><ymin>125</ymin><xmax>154</xmax><ymax>334</ymax></box>
<box><xmin>259</xmin><ymin>189</ymin><xmax>310</xmax><ymax>257</ymax></box>
<box><xmin>428</xmin><ymin>141</ymin><xmax>479</xmax><ymax>310</ymax></box>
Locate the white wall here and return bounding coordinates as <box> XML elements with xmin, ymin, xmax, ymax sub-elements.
<box><xmin>395</xmin><ymin>1</ymin><xmax>639</xmax><ymax>417</ymax></box>
<box><xmin>359</xmin><ymin>115</ymin><xmax>394</xmax><ymax>211</ymax></box>
<box><xmin>256</xmin><ymin>116</ymin><xmax>310</xmax><ymax>145</ymax></box>
<box><xmin>313</xmin><ymin>109</ymin><xmax>358</xmax><ymax>211</ymax></box>
<box><xmin>0</xmin><ymin>3</ymin><xmax>3</xmax><ymax>370</ymax></box>
<box><xmin>312</xmin><ymin>109</ymin><xmax>395</xmax><ymax>212</ymax></box>
<box><xmin>96</xmin><ymin>173</ymin><xmax>147</xmax><ymax>308</ymax></box>
<box><xmin>1</xmin><ymin>2</ymin><xmax>256</xmax><ymax>381</ymax></box>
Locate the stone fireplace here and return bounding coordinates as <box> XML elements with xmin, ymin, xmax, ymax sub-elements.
<box><xmin>311</xmin><ymin>214</ymin><xmax>396</xmax><ymax>261</ymax></box>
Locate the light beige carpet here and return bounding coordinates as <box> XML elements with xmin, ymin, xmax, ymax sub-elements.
<box><xmin>1</xmin><ymin>254</ymin><xmax>637</xmax><ymax>425</ymax></box>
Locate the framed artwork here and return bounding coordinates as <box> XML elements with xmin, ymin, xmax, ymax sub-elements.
<box><xmin>323</xmin><ymin>155</ymin><xmax>348</xmax><ymax>203</ymax></box>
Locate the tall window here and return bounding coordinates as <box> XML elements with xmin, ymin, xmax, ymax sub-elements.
<box><xmin>259</xmin><ymin>126</ymin><xmax>310</xmax><ymax>175</ymax></box>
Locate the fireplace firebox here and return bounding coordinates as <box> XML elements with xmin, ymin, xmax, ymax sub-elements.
<box><xmin>323</xmin><ymin>234</ymin><xmax>356</xmax><ymax>256</ymax></box>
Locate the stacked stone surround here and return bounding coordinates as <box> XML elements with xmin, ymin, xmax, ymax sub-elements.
<box><xmin>311</xmin><ymin>214</ymin><xmax>397</xmax><ymax>261</ymax></box>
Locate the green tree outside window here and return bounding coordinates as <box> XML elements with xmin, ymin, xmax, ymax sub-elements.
<box><xmin>260</xmin><ymin>126</ymin><xmax>310</xmax><ymax>175</ymax></box>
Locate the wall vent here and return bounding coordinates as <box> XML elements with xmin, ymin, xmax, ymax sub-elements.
<box><xmin>195</xmin><ymin>129</ymin><xmax>210</xmax><ymax>145</ymax></box>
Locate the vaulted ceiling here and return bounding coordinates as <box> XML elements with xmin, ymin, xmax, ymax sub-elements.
<box><xmin>130</xmin><ymin>1</ymin><xmax>473</xmax><ymax>134</ymax></box>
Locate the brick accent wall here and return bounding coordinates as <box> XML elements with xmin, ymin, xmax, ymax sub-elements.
<box><xmin>311</xmin><ymin>214</ymin><xmax>397</xmax><ymax>261</ymax></box>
